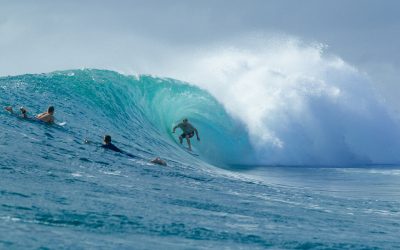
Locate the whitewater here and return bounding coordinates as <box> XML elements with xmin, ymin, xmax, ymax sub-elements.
<box><xmin>0</xmin><ymin>67</ymin><xmax>399</xmax><ymax>249</ymax></box>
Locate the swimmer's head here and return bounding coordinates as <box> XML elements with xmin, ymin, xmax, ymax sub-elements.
<box><xmin>48</xmin><ymin>106</ymin><xmax>55</xmax><ymax>114</ymax></box>
<box><xmin>104</xmin><ymin>135</ymin><xmax>112</xmax><ymax>144</ymax></box>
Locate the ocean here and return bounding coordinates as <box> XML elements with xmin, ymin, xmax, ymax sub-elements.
<box><xmin>1</xmin><ymin>69</ymin><xmax>399</xmax><ymax>249</ymax></box>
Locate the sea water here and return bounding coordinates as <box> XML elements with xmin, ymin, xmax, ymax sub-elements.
<box><xmin>1</xmin><ymin>70</ymin><xmax>399</xmax><ymax>249</ymax></box>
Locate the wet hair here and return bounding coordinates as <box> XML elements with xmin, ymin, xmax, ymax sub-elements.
<box><xmin>183</xmin><ymin>118</ymin><xmax>188</xmax><ymax>122</ymax></box>
<box><xmin>104</xmin><ymin>135</ymin><xmax>112</xmax><ymax>143</ymax></box>
<box><xmin>48</xmin><ymin>106</ymin><xmax>55</xmax><ymax>113</ymax></box>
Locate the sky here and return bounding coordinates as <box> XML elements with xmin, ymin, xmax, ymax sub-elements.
<box><xmin>1</xmin><ymin>0</ymin><xmax>399</xmax><ymax>109</ymax></box>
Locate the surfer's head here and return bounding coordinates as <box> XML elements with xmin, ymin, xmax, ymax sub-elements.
<box><xmin>48</xmin><ymin>106</ymin><xmax>55</xmax><ymax>114</ymax></box>
<box><xmin>183</xmin><ymin>118</ymin><xmax>188</xmax><ymax>124</ymax></box>
<box><xmin>104</xmin><ymin>135</ymin><xmax>112</xmax><ymax>144</ymax></box>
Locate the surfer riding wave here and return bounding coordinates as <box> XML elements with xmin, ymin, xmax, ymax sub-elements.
<box><xmin>172</xmin><ymin>118</ymin><xmax>200</xmax><ymax>151</ymax></box>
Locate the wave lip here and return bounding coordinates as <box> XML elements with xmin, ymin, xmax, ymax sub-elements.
<box><xmin>2</xmin><ymin>67</ymin><xmax>400</xmax><ymax>166</ymax></box>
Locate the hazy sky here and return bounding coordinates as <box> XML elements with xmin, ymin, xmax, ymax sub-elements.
<box><xmin>1</xmin><ymin>0</ymin><xmax>399</xmax><ymax>96</ymax></box>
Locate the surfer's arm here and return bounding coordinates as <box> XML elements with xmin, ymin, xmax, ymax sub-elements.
<box><xmin>45</xmin><ymin>116</ymin><xmax>55</xmax><ymax>124</ymax></box>
<box><xmin>194</xmin><ymin>128</ymin><xmax>200</xmax><ymax>140</ymax></box>
<box><xmin>172</xmin><ymin>123</ymin><xmax>181</xmax><ymax>133</ymax></box>
<box><xmin>83</xmin><ymin>139</ymin><xmax>103</xmax><ymax>146</ymax></box>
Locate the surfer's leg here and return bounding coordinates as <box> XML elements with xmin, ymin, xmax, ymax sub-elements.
<box><xmin>179</xmin><ymin>135</ymin><xmax>183</xmax><ymax>144</ymax></box>
<box><xmin>186</xmin><ymin>135</ymin><xmax>192</xmax><ymax>151</ymax></box>
<box><xmin>5</xmin><ymin>106</ymin><xmax>14</xmax><ymax>113</ymax></box>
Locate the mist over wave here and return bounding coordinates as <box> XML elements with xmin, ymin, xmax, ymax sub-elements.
<box><xmin>157</xmin><ymin>37</ymin><xmax>400</xmax><ymax>165</ymax></box>
<box><xmin>1</xmin><ymin>37</ymin><xmax>399</xmax><ymax>166</ymax></box>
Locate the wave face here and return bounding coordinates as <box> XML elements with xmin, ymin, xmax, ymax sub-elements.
<box><xmin>0</xmin><ymin>69</ymin><xmax>253</xmax><ymax>166</ymax></box>
<box><xmin>1</xmin><ymin>69</ymin><xmax>400</xmax><ymax>249</ymax></box>
<box><xmin>1</xmin><ymin>68</ymin><xmax>400</xmax><ymax>167</ymax></box>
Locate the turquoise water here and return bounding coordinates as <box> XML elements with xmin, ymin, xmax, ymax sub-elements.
<box><xmin>1</xmin><ymin>70</ymin><xmax>400</xmax><ymax>249</ymax></box>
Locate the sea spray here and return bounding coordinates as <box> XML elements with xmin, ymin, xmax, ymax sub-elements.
<box><xmin>1</xmin><ymin>69</ymin><xmax>400</xmax><ymax>249</ymax></box>
<box><xmin>1</xmin><ymin>67</ymin><xmax>399</xmax><ymax>166</ymax></box>
<box><xmin>157</xmin><ymin>37</ymin><xmax>400</xmax><ymax>165</ymax></box>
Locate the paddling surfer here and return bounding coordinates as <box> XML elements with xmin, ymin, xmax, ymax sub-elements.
<box><xmin>5</xmin><ymin>105</ymin><xmax>55</xmax><ymax>123</ymax></box>
<box><xmin>99</xmin><ymin>135</ymin><xmax>139</xmax><ymax>159</ymax></box>
<box><xmin>98</xmin><ymin>135</ymin><xmax>165</xmax><ymax>164</ymax></box>
<box><xmin>101</xmin><ymin>135</ymin><xmax>123</xmax><ymax>153</ymax></box>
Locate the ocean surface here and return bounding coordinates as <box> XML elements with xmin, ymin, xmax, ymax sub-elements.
<box><xmin>1</xmin><ymin>69</ymin><xmax>400</xmax><ymax>249</ymax></box>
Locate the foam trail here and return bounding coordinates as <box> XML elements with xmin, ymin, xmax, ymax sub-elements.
<box><xmin>159</xmin><ymin>37</ymin><xmax>400</xmax><ymax>165</ymax></box>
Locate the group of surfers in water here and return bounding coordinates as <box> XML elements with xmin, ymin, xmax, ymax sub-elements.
<box><xmin>4</xmin><ymin>105</ymin><xmax>201</xmax><ymax>166</ymax></box>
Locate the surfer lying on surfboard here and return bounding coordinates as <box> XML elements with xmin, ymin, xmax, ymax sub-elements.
<box><xmin>85</xmin><ymin>135</ymin><xmax>167</xmax><ymax>165</ymax></box>
<box><xmin>85</xmin><ymin>134</ymin><xmax>139</xmax><ymax>158</ymax></box>
<box><xmin>5</xmin><ymin>105</ymin><xmax>56</xmax><ymax>124</ymax></box>
<box><xmin>172</xmin><ymin>118</ymin><xmax>200</xmax><ymax>151</ymax></box>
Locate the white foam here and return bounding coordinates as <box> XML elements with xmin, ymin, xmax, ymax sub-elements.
<box><xmin>158</xmin><ymin>36</ymin><xmax>400</xmax><ymax>165</ymax></box>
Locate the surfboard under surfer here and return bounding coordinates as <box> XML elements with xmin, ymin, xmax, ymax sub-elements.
<box><xmin>172</xmin><ymin>118</ymin><xmax>200</xmax><ymax>151</ymax></box>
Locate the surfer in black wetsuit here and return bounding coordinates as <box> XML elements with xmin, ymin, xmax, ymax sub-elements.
<box><xmin>172</xmin><ymin>118</ymin><xmax>200</xmax><ymax>151</ymax></box>
<box><xmin>99</xmin><ymin>135</ymin><xmax>166</xmax><ymax>164</ymax></box>
<box><xmin>99</xmin><ymin>135</ymin><xmax>141</xmax><ymax>159</ymax></box>
<box><xmin>101</xmin><ymin>135</ymin><xmax>123</xmax><ymax>153</ymax></box>
<box><xmin>98</xmin><ymin>135</ymin><xmax>167</xmax><ymax>166</ymax></box>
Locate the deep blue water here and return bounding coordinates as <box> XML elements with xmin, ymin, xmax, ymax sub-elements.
<box><xmin>1</xmin><ymin>70</ymin><xmax>400</xmax><ymax>249</ymax></box>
